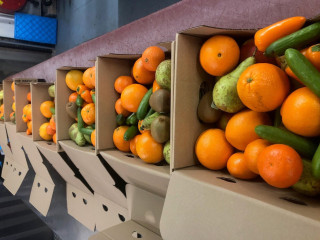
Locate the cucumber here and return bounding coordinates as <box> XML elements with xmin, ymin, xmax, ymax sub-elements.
<box><xmin>76</xmin><ymin>94</ymin><xmax>83</xmax><ymax>107</ymax></box>
<box><xmin>50</xmin><ymin>107</ymin><xmax>55</xmax><ymax>115</ymax></box>
<box><xmin>312</xmin><ymin>144</ymin><xmax>320</xmax><ymax>179</ymax></box>
<box><xmin>77</xmin><ymin>107</ymin><xmax>84</xmax><ymax>129</ymax></box>
<box><xmin>255</xmin><ymin>125</ymin><xmax>317</xmax><ymax>158</ymax></box>
<box><xmin>123</xmin><ymin>125</ymin><xmax>138</xmax><ymax>141</ymax></box>
<box><xmin>126</xmin><ymin>113</ymin><xmax>138</xmax><ymax>125</ymax></box>
<box><xmin>116</xmin><ymin>114</ymin><xmax>126</xmax><ymax>126</ymax></box>
<box><xmin>91</xmin><ymin>123</ymin><xmax>95</xmax><ymax>129</ymax></box>
<box><xmin>285</xmin><ymin>48</ymin><xmax>320</xmax><ymax>97</ymax></box>
<box><xmin>265</xmin><ymin>22</ymin><xmax>320</xmax><ymax>57</ymax></box>
<box><xmin>92</xmin><ymin>93</ymin><xmax>96</xmax><ymax>104</ymax></box>
<box><xmin>140</xmin><ymin>112</ymin><xmax>160</xmax><ymax>130</ymax></box>
<box><xmin>145</xmin><ymin>108</ymin><xmax>155</xmax><ymax>119</ymax></box>
<box><xmin>80</xmin><ymin>127</ymin><xmax>94</xmax><ymax>136</ymax></box>
<box><xmin>137</xmin><ymin>88</ymin><xmax>153</xmax><ymax>120</ymax></box>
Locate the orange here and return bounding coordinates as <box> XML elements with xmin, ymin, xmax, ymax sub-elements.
<box><xmin>22</xmin><ymin>104</ymin><xmax>32</xmax><ymax>121</ymax></box>
<box><xmin>138</xmin><ymin>120</ymin><xmax>147</xmax><ymax>133</ymax></box>
<box><xmin>132</xmin><ymin>58</ymin><xmax>155</xmax><ymax>85</ymax></box>
<box><xmin>152</xmin><ymin>80</ymin><xmax>161</xmax><ymax>93</ymax></box>
<box><xmin>27</xmin><ymin>120</ymin><xmax>32</xmax><ymax>133</ymax></box>
<box><xmin>11</xmin><ymin>82</ymin><xmax>15</xmax><ymax>92</ymax></box>
<box><xmin>121</xmin><ymin>84</ymin><xmax>148</xmax><ymax>113</ymax></box>
<box><xmin>0</xmin><ymin>104</ymin><xmax>4</xmax><ymax>114</ymax></box>
<box><xmin>244</xmin><ymin>139</ymin><xmax>271</xmax><ymax>174</ymax></box>
<box><xmin>227</xmin><ymin>153</ymin><xmax>258</xmax><ymax>180</ymax></box>
<box><xmin>27</xmin><ymin>92</ymin><xmax>31</xmax><ymax>102</ymax></box>
<box><xmin>142</xmin><ymin>46</ymin><xmax>165</xmax><ymax>71</ymax></box>
<box><xmin>195</xmin><ymin>128</ymin><xmax>234</xmax><ymax>170</ymax></box>
<box><xmin>136</xmin><ymin>131</ymin><xmax>163</xmax><ymax>163</ymax></box>
<box><xmin>83</xmin><ymin>66</ymin><xmax>95</xmax><ymax>89</ymax></box>
<box><xmin>237</xmin><ymin>63</ymin><xmax>290</xmax><ymax>112</ymax></box>
<box><xmin>281</xmin><ymin>87</ymin><xmax>320</xmax><ymax>137</ymax></box>
<box><xmin>40</xmin><ymin>101</ymin><xmax>54</xmax><ymax>118</ymax></box>
<box><xmin>113</xmin><ymin>126</ymin><xmax>130</xmax><ymax>152</ymax></box>
<box><xmin>39</xmin><ymin>122</ymin><xmax>52</xmax><ymax>141</ymax></box>
<box><xmin>130</xmin><ymin>134</ymin><xmax>140</xmax><ymax>156</ymax></box>
<box><xmin>50</xmin><ymin>117</ymin><xmax>56</xmax><ymax>131</ymax></box>
<box><xmin>114</xmin><ymin>76</ymin><xmax>134</xmax><ymax>94</ymax></box>
<box><xmin>53</xmin><ymin>133</ymin><xmax>57</xmax><ymax>144</ymax></box>
<box><xmin>199</xmin><ymin>35</ymin><xmax>240</xmax><ymax>76</ymax></box>
<box><xmin>225</xmin><ymin>109</ymin><xmax>271</xmax><ymax>151</ymax></box>
<box><xmin>46</xmin><ymin>124</ymin><xmax>56</xmax><ymax>136</ymax></box>
<box><xmin>91</xmin><ymin>129</ymin><xmax>96</xmax><ymax>147</ymax></box>
<box><xmin>12</xmin><ymin>102</ymin><xmax>15</xmax><ymax>112</ymax></box>
<box><xmin>69</xmin><ymin>92</ymin><xmax>78</xmax><ymax>102</ymax></box>
<box><xmin>65</xmin><ymin>70</ymin><xmax>83</xmax><ymax>91</ymax></box>
<box><xmin>306</xmin><ymin>44</ymin><xmax>320</xmax><ymax>71</ymax></box>
<box><xmin>26</xmin><ymin>128</ymin><xmax>32</xmax><ymax>135</ymax></box>
<box><xmin>115</xmin><ymin>98</ymin><xmax>130</xmax><ymax>117</ymax></box>
<box><xmin>257</xmin><ymin>144</ymin><xmax>303</xmax><ymax>188</ymax></box>
<box><xmin>81</xmin><ymin>103</ymin><xmax>95</xmax><ymax>125</ymax></box>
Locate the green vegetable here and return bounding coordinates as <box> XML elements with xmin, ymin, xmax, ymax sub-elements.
<box><xmin>76</xmin><ymin>94</ymin><xmax>83</xmax><ymax>107</ymax></box>
<box><xmin>312</xmin><ymin>144</ymin><xmax>320</xmax><ymax>179</ymax></box>
<box><xmin>92</xmin><ymin>93</ymin><xmax>96</xmax><ymax>104</ymax></box>
<box><xmin>50</xmin><ymin>107</ymin><xmax>55</xmax><ymax>115</ymax></box>
<box><xmin>145</xmin><ymin>108</ymin><xmax>155</xmax><ymax>119</ymax></box>
<box><xmin>116</xmin><ymin>114</ymin><xmax>126</xmax><ymax>126</ymax></box>
<box><xmin>255</xmin><ymin>125</ymin><xmax>317</xmax><ymax>159</ymax></box>
<box><xmin>126</xmin><ymin>113</ymin><xmax>138</xmax><ymax>125</ymax></box>
<box><xmin>68</xmin><ymin>123</ymin><xmax>86</xmax><ymax>146</ymax></box>
<box><xmin>82</xmin><ymin>126</ymin><xmax>93</xmax><ymax>144</ymax></box>
<box><xmin>124</xmin><ymin>125</ymin><xmax>138</xmax><ymax>141</ymax></box>
<box><xmin>91</xmin><ymin>123</ymin><xmax>95</xmax><ymax>129</ymax></box>
<box><xmin>285</xmin><ymin>48</ymin><xmax>320</xmax><ymax>97</ymax></box>
<box><xmin>137</xmin><ymin>88</ymin><xmax>153</xmax><ymax>120</ymax></box>
<box><xmin>273</xmin><ymin>107</ymin><xmax>282</xmax><ymax>127</ymax></box>
<box><xmin>265</xmin><ymin>22</ymin><xmax>320</xmax><ymax>57</ymax></box>
<box><xmin>77</xmin><ymin>107</ymin><xmax>84</xmax><ymax>129</ymax></box>
<box><xmin>140</xmin><ymin>112</ymin><xmax>161</xmax><ymax>130</ymax></box>
<box><xmin>48</xmin><ymin>85</ymin><xmax>55</xmax><ymax>98</ymax></box>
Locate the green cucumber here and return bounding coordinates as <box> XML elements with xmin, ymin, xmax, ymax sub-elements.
<box><xmin>50</xmin><ymin>107</ymin><xmax>55</xmax><ymax>115</ymax></box>
<box><xmin>312</xmin><ymin>144</ymin><xmax>320</xmax><ymax>179</ymax></box>
<box><xmin>137</xmin><ymin>88</ymin><xmax>153</xmax><ymax>120</ymax></box>
<box><xmin>80</xmin><ymin>127</ymin><xmax>94</xmax><ymax>136</ymax></box>
<box><xmin>77</xmin><ymin>107</ymin><xmax>84</xmax><ymax>129</ymax></box>
<box><xmin>145</xmin><ymin>108</ymin><xmax>155</xmax><ymax>119</ymax></box>
<box><xmin>123</xmin><ymin>125</ymin><xmax>138</xmax><ymax>141</ymax></box>
<box><xmin>116</xmin><ymin>114</ymin><xmax>126</xmax><ymax>126</ymax></box>
<box><xmin>76</xmin><ymin>94</ymin><xmax>83</xmax><ymax>107</ymax></box>
<box><xmin>126</xmin><ymin>113</ymin><xmax>138</xmax><ymax>125</ymax></box>
<box><xmin>92</xmin><ymin>93</ymin><xmax>96</xmax><ymax>104</ymax></box>
<box><xmin>91</xmin><ymin>123</ymin><xmax>95</xmax><ymax>129</ymax></box>
<box><xmin>285</xmin><ymin>48</ymin><xmax>320</xmax><ymax>97</ymax></box>
<box><xmin>255</xmin><ymin>125</ymin><xmax>317</xmax><ymax>159</ymax></box>
<box><xmin>265</xmin><ymin>22</ymin><xmax>320</xmax><ymax>57</ymax></box>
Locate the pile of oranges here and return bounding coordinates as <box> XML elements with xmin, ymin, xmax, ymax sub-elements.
<box><xmin>10</xmin><ymin>82</ymin><xmax>15</xmax><ymax>123</ymax></box>
<box><xmin>22</xmin><ymin>92</ymin><xmax>32</xmax><ymax>135</ymax></box>
<box><xmin>39</xmin><ymin>89</ymin><xmax>56</xmax><ymax>142</ymax></box>
<box><xmin>196</xmin><ymin>16</ymin><xmax>320</xmax><ymax>190</ymax></box>
<box><xmin>113</xmin><ymin>46</ymin><xmax>167</xmax><ymax>164</ymax></box>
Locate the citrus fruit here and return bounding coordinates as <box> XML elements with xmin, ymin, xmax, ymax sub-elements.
<box><xmin>130</xmin><ymin>134</ymin><xmax>140</xmax><ymax>156</ymax></box>
<box><xmin>136</xmin><ymin>131</ymin><xmax>163</xmax><ymax>163</ymax></box>
<box><xmin>114</xmin><ymin>76</ymin><xmax>134</xmax><ymax>94</ymax></box>
<box><xmin>65</xmin><ymin>70</ymin><xmax>83</xmax><ymax>91</ymax></box>
<box><xmin>132</xmin><ymin>58</ymin><xmax>155</xmax><ymax>84</ymax></box>
<box><xmin>227</xmin><ymin>152</ymin><xmax>258</xmax><ymax>179</ymax></box>
<box><xmin>69</xmin><ymin>92</ymin><xmax>78</xmax><ymax>103</ymax></box>
<box><xmin>91</xmin><ymin>129</ymin><xmax>96</xmax><ymax>147</ymax></box>
<box><xmin>83</xmin><ymin>66</ymin><xmax>95</xmax><ymax>89</ymax></box>
<box><xmin>306</xmin><ymin>44</ymin><xmax>320</xmax><ymax>71</ymax></box>
<box><xmin>121</xmin><ymin>84</ymin><xmax>148</xmax><ymax>113</ymax></box>
<box><xmin>113</xmin><ymin>126</ymin><xmax>130</xmax><ymax>152</ymax></box>
<box><xmin>40</xmin><ymin>101</ymin><xmax>54</xmax><ymax>118</ymax></box>
<box><xmin>115</xmin><ymin>98</ymin><xmax>130</xmax><ymax>117</ymax></box>
<box><xmin>142</xmin><ymin>46</ymin><xmax>165</xmax><ymax>71</ymax></box>
<box><xmin>152</xmin><ymin>80</ymin><xmax>161</xmax><ymax>93</ymax></box>
<box><xmin>39</xmin><ymin>122</ymin><xmax>53</xmax><ymax>140</ymax></box>
<box><xmin>195</xmin><ymin>128</ymin><xmax>234</xmax><ymax>170</ymax></box>
<box><xmin>81</xmin><ymin>103</ymin><xmax>95</xmax><ymax>125</ymax></box>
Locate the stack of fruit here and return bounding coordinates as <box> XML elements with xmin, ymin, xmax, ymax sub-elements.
<box><xmin>196</xmin><ymin>16</ymin><xmax>320</xmax><ymax>196</ymax></box>
<box><xmin>39</xmin><ymin>85</ymin><xmax>56</xmax><ymax>142</ymax></box>
<box><xmin>22</xmin><ymin>92</ymin><xmax>32</xmax><ymax>135</ymax></box>
<box><xmin>66</xmin><ymin>67</ymin><xmax>96</xmax><ymax>147</ymax></box>
<box><xmin>0</xmin><ymin>89</ymin><xmax>4</xmax><ymax>121</ymax></box>
<box><xmin>10</xmin><ymin>82</ymin><xmax>15</xmax><ymax>123</ymax></box>
<box><xmin>113</xmin><ymin>46</ymin><xmax>171</xmax><ymax>164</ymax></box>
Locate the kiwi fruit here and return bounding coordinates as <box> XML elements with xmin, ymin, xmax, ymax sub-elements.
<box><xmin>197</xmin><ymin>92</ymin><xmax>222</xmax><ymax>123</ymax></box>
<box><xmin>149</xmin><ymin>89</ymin><xmax>170</xmax><ymax>113</ymax></box>
<box><xmin>151</xmin><ymin>115</ymin><xmax>170</xmax><ymax>143</ymax></box>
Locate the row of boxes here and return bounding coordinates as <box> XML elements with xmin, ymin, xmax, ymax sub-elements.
<box><xmin>1</xmin><ymin>25</ymin><xmax>320</xmax><ymax>240</ymax></box>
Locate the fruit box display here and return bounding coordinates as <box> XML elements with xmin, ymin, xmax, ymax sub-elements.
<box><xmin>96</xmin><ymin>43</ymin><xmax>173</xmax><ymax>197</ymax></box>
<box><xmin>160</xmin><ymin>17</ymin><xmax>320</xmax><ymax>239</ymax></box>
<box><xmin>3</xmin><ymin>80</ymin><xmax>15</xmax><ymax>124</ymax></box>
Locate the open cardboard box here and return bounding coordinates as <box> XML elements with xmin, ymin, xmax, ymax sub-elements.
<box><xmin>90</xmin><ymin>184</ymin><xmax>164</xmax><ymax>240</ymax></box>
<box><xmin>160</xmin><ymin>26</ymin><xmax>320</xmax><ymax>239</ymax></box>
<box><xmin>56</xmin><ymin>67</ymin><xmax>129</xmax><ymax>231</ymax></box>
<box><xmin>96</xmin><ymin>45</ymin><xmax>174</xmax><ymax>198</ymax></box>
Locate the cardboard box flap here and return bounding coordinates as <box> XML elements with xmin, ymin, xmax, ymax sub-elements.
<box><xmin>98</xmin><ymin>220</ymin><xmax>162</xmax><ymax>240</ymax></box>
<box><xmin>96</xmin><ymin>56</ymin><xmax>135</xmax><ymax>152</ymax></box>
<box><xmin>1</xmin><ymin>156</ymin><xmax>14</xmax><ymax>180</ymax></box>
<box><xmin>160</xmin><ymin>167</ymin><xmax>320</xmax><ymax>240</ymax></box>
<box><xmin>18</xmin><ymin>133</ymin><xmax>53</xmax><ymax>184</ymax></box>
<box><xmin>89</xmin><ymin>232</ymin><xmax>111</xmax><ymax>240</ymax></box>
<box><xmin>15</xmin><ymin>83</ymin><xmax>30</xmax><ymax>132</ymax></box>
<box><xmin>126</xmin><ymin>185</ymin><xmax>164</xmax><ymax>236</ymax></box>
<box><xmin>36</xmin><ymin>141</ymin><xmax>92</xmax><ymax>194</ymax></box>
<box><xmin>3</xmin><ymin>160</ymin><xmax>28</xmax><ymax>195</ymax></box>
<box><xmin>0</xmin><ymin>122</ymin><xmax>13</xmax><ymax>159</ymax></box>
<box><xmin>169</xmin><ymin>40</ymin><xmax>176</xmax><ymax>173</ymax></box>
<box><xmin>12</xmin><ymin>78</ymin><xmax>42</xmax><ymax>83</ymax></box>
<box><xmin>31</xmin><ymin>82</ymin><xmax>54</xmax><ymax>141</ymax></box>
<box><xmin>94</xmin><ymin>193</ymin><xmax>129</xmax><ymax>232</ymax></box>
<box><xmin>179</xmin><ymin>25</ymin><xmax>255</xmax><ymax>38</ymax></box>
<box><xmin>29</xmin><ymin>174</ymin><xmax>55</xmax><ymax>216</ymax></box>
<box><xmin>66</xmin><ymin>183</ymin><xmax>96</xmax><ymax>231</ymax></box>
<box><xmin>100</xmin><ymin>150</ymin><xmax>170</xmax><ymax>197</ymax></box>
<box><xmin>57</xmin><ymin>66</ymin><xmax>88</xmax><ymax>71</ymax></box>
<box><xmin>157</xmin><ymin>41</ymin><xmax>172</xmax><ymax>52</ymax></box>
<box><xmin>100</xmin><ymin>54</ymin><xmax>140</xmax><ymax>60</ymax></box>
<box><xmin>5</xmin><ymin>122</ymin><xmax>28</xmax><ymax>169</ymax></box>
<box><xmin>3</xmin><ymin>80</ymin><xmax>14</xmax><ymax>122</ymax></box>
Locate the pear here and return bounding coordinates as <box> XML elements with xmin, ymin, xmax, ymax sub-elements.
<box><xmin>213</xmin><ymin>57</ymin><xmax>255</xmax><ymax>113</ymax></box>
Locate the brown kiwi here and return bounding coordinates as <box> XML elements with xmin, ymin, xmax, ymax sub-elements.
<box><xmin>149</xmin><ymin>89</ymin><xmax>170</xmax><ymax>113</ymax></box>
<box><xmin>197</xmin><ymin>92</ymin><xmax>222</xmax><ymax>123</ymax></box>
<box><xmin>151</xmin><ymin>115</ymin><xmax>170</xmax><ymax>143</ymax></box>
<box><xmin>66</xmin><ymin>102</ymin><xmax>77</xmax><ymax>119</ymax></box>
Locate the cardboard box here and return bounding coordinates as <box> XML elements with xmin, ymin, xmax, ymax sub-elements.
<box><xmin>3</xmin><ymin>79</ymin><xmax>14</xmax><ymax>122</ymax></box>
<box><xmin>56</xmin><ymin>67</ymin><xmax>129</xmax><ymax>230</ymax></box>
<box><xmin>90</xmin><ymin>184</ymin><xmax>164</xmax><ymax>240</ymax></box>
<box><xmin>160</xmin><ymin>26</ymin><xmax>320</xmax><ymax>239</ymax></box>
<box><xmin>96</xmin><ymin>48</ymin><xmax>173</xmax><ymax>197</ymax></box>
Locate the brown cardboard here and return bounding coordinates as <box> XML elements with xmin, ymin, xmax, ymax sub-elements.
<box><xmin>1</xmin><ymin>156</ymin><xmax>14</xmax><ymax>180</ymax></box>
<box><xmin>0</xmin><ymin>122</ymin><xmax>13</xmax><ymax>159</ymax></box>
<box><xmin>15</xmin><ymin>83</ymin><xmax>30</xmax><ymax>133</ymax></box>
<box><xmin>3</xmin><ymin>160</ymin><xmax>28</xmax><ymax>195</ymax></box>
<box><xmin>3</xmin><ymin>80</ymin><xmax>14</xmax><ymax>122</ymax></box>
<box><xmin>90</xmin><ymin>184</ymin><xmax>164</xmax><ymax>240</ymax></box>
